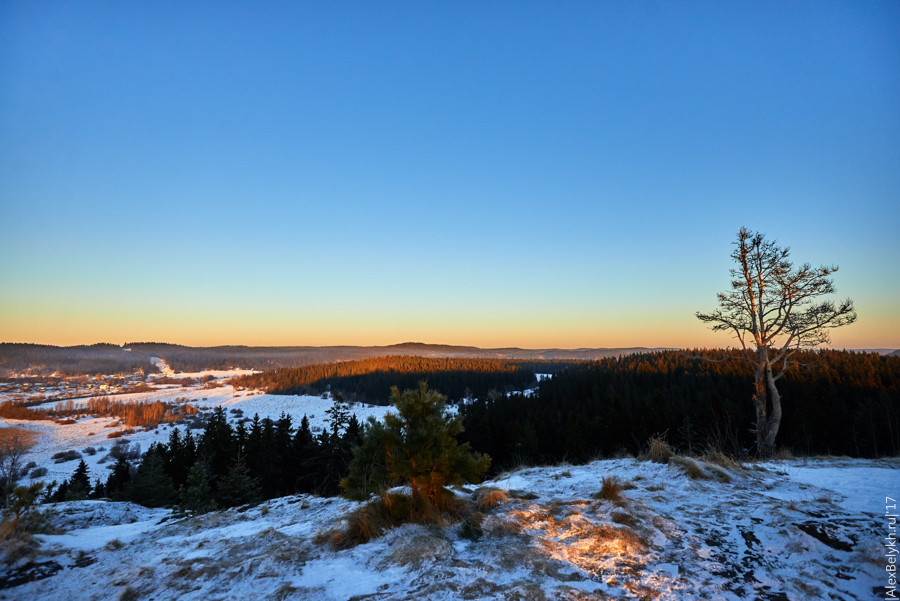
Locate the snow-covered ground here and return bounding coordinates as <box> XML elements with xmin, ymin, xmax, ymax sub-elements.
<box><xmin>3</xmin><ymin>457</ymin><xmax>894</xmax><ymax>600</ymax></box>
<box><xmin>149</xmin><ymin>356</ymin><xmax>257</xmax><ymax>381</ymax></box>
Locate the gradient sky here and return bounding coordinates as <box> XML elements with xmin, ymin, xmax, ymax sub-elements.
<box><xmin>1</xmin><ymin>1</ymin><xmax>898</xmax><ymax>349</ymax></box>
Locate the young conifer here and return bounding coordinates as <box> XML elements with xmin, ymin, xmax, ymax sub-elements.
<box><xmin>178</xmin><ymin>462</ymin><xmax>216</xmax><ymax>515</ymax></box>
<box><xmin>342</xmin><ymin>383</ymin><xmax>490</xmax><ymax>507</ymax></box>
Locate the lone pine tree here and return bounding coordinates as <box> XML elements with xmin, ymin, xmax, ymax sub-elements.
<box><xmin>697</xmin><ymin>227</ymin><xmax>856</xmax><ymax>457</ymax></box>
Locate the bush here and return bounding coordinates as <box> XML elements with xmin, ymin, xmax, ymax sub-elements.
<box><xmin>29</xmin><ymin>467</ymin><xmax>47</xmax><ymax>479</ymax></box>
<box><xmin>51</xmin><ymin>450</ymin><xmax>82</xmax><ymax>464</ymax></box>
<box><xmin>83</xmin><ymin>446</ymin><xmax>97</xmax><ymax>456</ymax></box>
<box><xmin>109</xmin><ymin>442</ymin><xmax>140</xmax><ymax>461</ymax></box>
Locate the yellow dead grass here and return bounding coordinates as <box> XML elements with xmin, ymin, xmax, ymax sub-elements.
<box><xmin>509</xmin><ymin>505</ymin><xmax>648</xmax><ymax>577</ymax></box>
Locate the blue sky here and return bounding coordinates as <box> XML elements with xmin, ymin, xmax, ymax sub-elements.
<box><xmin>1</xmin><ymin>1</ymin><xmax>898</xmax><ymax>348</ymax></box>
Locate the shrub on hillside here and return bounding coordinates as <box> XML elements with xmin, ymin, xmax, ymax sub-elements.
<box><xmin>51</xmin><ymin>450</ymin><xmax>82</xmax><ymax>464</ymax></box>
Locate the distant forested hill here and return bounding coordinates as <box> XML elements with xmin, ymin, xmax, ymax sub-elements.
<box><xmin>127</xmin><ymin>342</ymin><xmax>665</xmax><ymax>373</ymax></box>
<box><xmin>0</xmin><ymin>343</ymin><xmax>155</xmax><ymax>376</ymax></box>
<box><xmin>231</xmin><ymin>356</ymin><xmax>578</xmax><ymax>404</ymax></box>
<box><xmin>1</xmin><ymin>341</ymin><xmax>664</xmax><ymax>376</ymax></box>
<box><xmin>460</xmin><ymin>349</ymin><xmax>900</xmax><ymax>468</ymax></box>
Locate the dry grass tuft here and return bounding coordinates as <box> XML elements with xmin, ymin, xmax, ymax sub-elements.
<box><xmin>593</xmin><ymin>476</ymin><xmax>624</xmax><ymax>502</ymax></box>
<box><xmin>775</xmin><ymin>447</ymin><xmax>796</xmax><ymax>460</ymax></box>
<box><xmin>473</xmin><ymin>487</ymin><xmax>510</xmax><ymax>511</ymax></box>
<box><xmin>105</xmin><ymin>538</ymin><xmax>125</xmax><ymax>551</ymax></box>
<box><xmin>383</xmin><ymin>528</ymin><xmax>455</xmax><ymax>568</ymax></box>
<box><xmin>610</xmin><ymin>510</ymin><xmax>641</xmax><ymax>529</ymax></box>
<box><xmin>669</xmin><ymin>456</ymin><xmax>707</xmax><ymax>479</ymax></box>
<box><xmin>272</xmin><ymin>583</ymin><xmax>300</xmax><ymax>601</ymax></box>
<box><xmin>709</xmin><ymin>466</ymin><xmax>732</xmax><ymax>484</ymax></box>
<box><xmin>639</xmin><ymin>435</ymin><xmax>675</xmax><ymax>463</ymax></box>
<box><xmin>0</xmin><ymin>534</ymin><xmax>39</xmax><ymax>565</ymax></box>
<box><xmin>481</xmin><ymin>515</ymin><xmax>523</xmax><ymax>537</ymax></box>
<box><xmin>700</xmin><ymin>449</ymin><xmax>742</xmax><ymax>469</ymax></box>
<box><xmin>325</xmin><ymin>491</ymin><xmax>473</xmax><ymax>549</ymax></box>
<box><xmin>670</xmin><ymin>455</ymin><xmax>732</xmax><ymax>483</ymax></box>
<box><xmin>170</xmin><ymin>558</ymin><xmax>221</xmax><ymax>581</ymax></box>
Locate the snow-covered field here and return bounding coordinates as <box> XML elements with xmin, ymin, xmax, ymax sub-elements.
<box><xmin>1</xmin><ymin>366</ymin><xmax>392</xmax><ymax>487</ymax></box>
<box><xmin>2</xmin><ymin>456</ymin><xmax>894</xmax><ymax>600</ymax></box>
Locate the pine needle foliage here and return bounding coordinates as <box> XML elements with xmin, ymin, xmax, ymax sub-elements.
<box><xmin>178</xmin><ymin>463</ymin><xmax>217</xmax><ymax>515</ymax></box>
<box><xmin>342</xmin><ymin>383</ymin><xmax>490</xmax><ymax>507</ymax></box>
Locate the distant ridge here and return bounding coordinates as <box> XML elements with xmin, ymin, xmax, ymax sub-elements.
<box><xmin>8</xmin><ymin>342</ymin><xmax>894</xmax><ymax>376</ymax></box>
<box><xmin>379</xmin><ymin>342</ymin><xmax>673</xmax><ymax>360</ymax></box>
<box><xmin>1</xmin><ymin>342</ymin><xmax>675</xmax><ymax>376</ymax></box>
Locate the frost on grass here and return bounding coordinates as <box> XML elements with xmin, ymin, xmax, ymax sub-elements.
<box><xmin>2</xmin><ymin>457</ymin><xmax>892</xmax><ymax>601</ymax></box>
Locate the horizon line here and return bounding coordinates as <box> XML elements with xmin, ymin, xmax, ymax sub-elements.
<box><xmin>1</xmin><ymin>340</ymin><xmax>896</xmax><ymax>353</ymax></box>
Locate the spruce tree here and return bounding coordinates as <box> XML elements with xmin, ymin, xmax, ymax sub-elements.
<box><xmin>292</xmin><ymin>416</ymin><xmax>317</xmax><ymax>493</ymax></box>
<box><xmin>49</xmin><ymin>480</ymin><xmax>69</xmax><ymax>503</ymax></box>
<box><xmin>65</xmin><ymin>460</ymin><xmax>92</xmax><ymax>501</ymax></box>
<box><xmin>325</xmin><ymin>398</ymin><xmax>351</xmax><ymax>438</ymax></box>
<box><xmin>216</xmin><ymin>454</ymin><xmax>261</xmax><ymax>508</ymax></box>
<box><xmin>165</xmin><ymin>427</ymin><xmax>192</xmax><ymax>490</ymax></box>
<box><xmin>258</xmin><ymin>418</ymin><xmax>279</xmax><ymax>497</ymax></box>
<box><xmin>199</xmin><ymin>406</ymin><xmax>234</xmax><ymax>484</ymax></box>
<box><xmin>341</xmin><ymin>417</ymin><xmax>391</xmax><ymax>501</ymax></box>
<box><xmin>126</xmin><ymin>453</ymin><xmax>175</xmax><ymax>507</ymax></box>
<box><xmin>105</xmin><ymin>455</ymin><xmax>133</xmax><ymax>501</ymax></box>
<box><xmin>178</xmin><ymin>462</ymin><xmax>217</xmax><ymax>514</ymax></box>
<box><xmin>90</xmin><ymin>478</ymin><xmax>106</xmax><ymax>499</ymax></box>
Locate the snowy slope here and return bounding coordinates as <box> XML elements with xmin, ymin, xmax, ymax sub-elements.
<box><xmin>1</xmin><ymin>374</ymin><xmax>392</xmax><ymax>487</ymax></box>
<box><xmin>3</xmin><ymin>457</ymin><xmax>894</xmax><ymax>600</ymax></box>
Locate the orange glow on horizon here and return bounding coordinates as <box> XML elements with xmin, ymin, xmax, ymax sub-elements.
<box><xmin>1</xmin><ymin>295</ymin><xmax>896</xmax><ymax>350</ymax></box>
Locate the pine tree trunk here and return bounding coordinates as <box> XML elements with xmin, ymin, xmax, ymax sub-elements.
<box><xmin>753</xmin><ymin>347</ymin><xmax>773</xmax><ymax>457</ymax></box>
<box><xmin>762</xmin><ymin>363</ymin><xmax>783</xmax><ymax>456</ymax></box>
